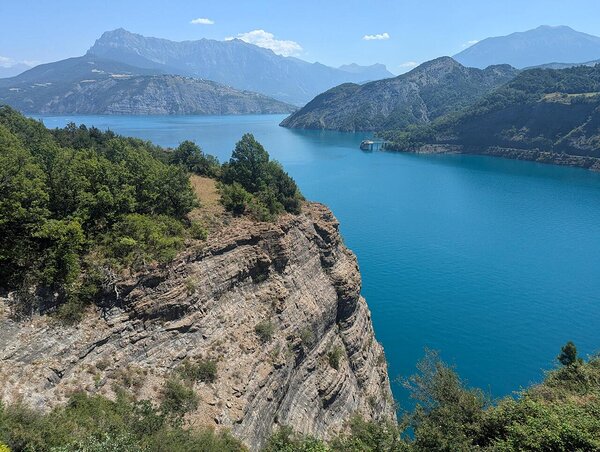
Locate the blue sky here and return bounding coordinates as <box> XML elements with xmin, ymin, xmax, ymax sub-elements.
<box><xmin>2</xmin><ymin>0</ymin><xmax>600</xmax><ymax>73</ymax></box>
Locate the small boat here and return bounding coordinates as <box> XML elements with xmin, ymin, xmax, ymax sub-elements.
<box><xmin>360</xmin><ymin>140</ymin><xmax>374</xmax><ymax>151</ymax></box>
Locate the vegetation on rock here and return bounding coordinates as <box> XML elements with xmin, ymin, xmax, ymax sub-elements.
<box><xmin>265</xmin><ymin>343</ymin><xmax>600</xmax><ymax>451</ymax></box>
<box><xmin>0</xmin><ymin>392</ymin><xmax>243</xmax><ymax>452</ymax></box>
<box><xmin>381</xmin><ymin>64</ymin><xmax>600</xmax><ymax>159</ymax></box>
<box><xmin>220</xmin><ymin>133</ymin><xmax>303</xmax><ymax>220</ymax></box>
<box><xmin>0</xmin><ymin>107</ymin><xmax>302</xmax><ymax>319</ymax></box>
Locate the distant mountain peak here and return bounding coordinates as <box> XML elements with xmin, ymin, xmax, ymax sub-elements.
<box><xmin>85</xmin><ymin>29</ymin><xmax>394</xmax><ymax>104</ymax></box>
<box><xmin>337</xmin><ymin>63</ymin><xmax>394</xmax><ymax>79</ymax></box>
<box><xmin>454</xmin><ymin>25</ymin><xmax>600</xmax><ymax>69</ymax></box>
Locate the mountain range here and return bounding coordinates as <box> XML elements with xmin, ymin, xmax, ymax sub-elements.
<box><xmin>85</xmin><ymin>28</ymin><xmax>394</xmax><ymax>105</ymax></box>
<box><xmin>280</xmin><ymin>57</ymin><xmax>519</xmax><ymax>131</ymax></box>
<box><xmin>454</xmin><ymin>25</ymin><xmax>600</xmax><ymax>69</ymax></box>
<box><xmin>380</xmin><ymin>65</ymin><xmax>600</xmax><ymax>166</ymax></box>
<box><xmin>0</xmin><ymin>56</ymin><xmax>294</xmax><ymax>115</ymax></box>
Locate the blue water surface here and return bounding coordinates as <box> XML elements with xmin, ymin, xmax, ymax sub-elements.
<box><xmin>33</xmin><ymin>114</ymin><xmax>600</xmax><ymax>409</ymax></box>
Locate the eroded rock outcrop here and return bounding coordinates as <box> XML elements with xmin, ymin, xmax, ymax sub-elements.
<box><xmin>0</xmin><ymin>203</ymin><xmax>395</xmax><ymax>450</ymax></box>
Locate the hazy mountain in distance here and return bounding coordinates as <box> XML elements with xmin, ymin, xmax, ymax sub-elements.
<box><xmin>0</xmin><ymin>63</ymin><xmax>32</xmax><ymax>79</ymax></box>
<box><xmin>527</xmin><ymin>59</ymin><xmax>600</xmax><ymax>70</ymax></box>
<box><xmin>86</xmin><ymin>28</ymin><xmax>393</xmax><ymax>105</ymax></box>
<box><xmin>280</xmin><ymin>57</ymin><xmax>518</xmax><ymax>132</ymax></box>
<box><xmin>0</xmin><ymin>55</ymin><xmax>295</xmax><ymax>115</ymax></box>
<box><xmin>454</xmin><ymin>25</ymin><xmax>600</xmax><ymax>69</ymax></box>
<box><xmin>338</xmin><ymin>63</ymin><xmax>394</xmax><ymax>80</ymax></box>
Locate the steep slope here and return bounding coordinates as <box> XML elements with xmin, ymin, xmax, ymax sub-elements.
<box><xmin>280</xmin><ymin>57</ymin><xmax>518</xmax><ymax>132</ymax></box>
<box><xmin>86</xmin><ymin>29</ymin><xmax>392</xmax><ymax>105</ymax></box>
<box><xmin>0</xmin><ymin>55</ymin><xmax>294</xmax><ymax>115</ymax></box>
<box><xmin>381</xmin><ymin>65</ymin><xmax>600</xmax><ymax>169</ymax></box>
<box><xmin>0</xmin><ymin>203</ymin><xmax>396</xmax><ymax>450</ymax></box>
<box><xmin>454</xmin><ymin>25</ymin><xmax>600</xmax><ymax>69</ymax></box>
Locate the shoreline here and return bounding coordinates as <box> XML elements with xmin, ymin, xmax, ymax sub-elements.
<box><xmin>386</xmin><ymin>144</ymin><xmax>600</xmax><ymax>171</ymax></box>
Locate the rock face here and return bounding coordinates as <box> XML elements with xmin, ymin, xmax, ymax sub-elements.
<box><xmin>280</xmin><ymin>57</ymin><xmax>518</xmax><ymax>132</ymax></box>
<box><xmin>0</xmin><ymin>203</ymin><xmax>396</xmax><ymax>450</ymax></box>
<box><xmin>0</xmin><ymin>56</ymin><xmax>295</xmax><ymax>115</ymax></box>
<box><xmin>86</xmin><ymin>28</ymin><xmax>393</xmax><ymax>105</ymax></box>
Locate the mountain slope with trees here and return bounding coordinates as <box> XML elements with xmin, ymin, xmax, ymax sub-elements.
<box><xmin>280</xmin><ymin>57</ymin><xmax>518</xmax><ymax>132</ymax></box>
<box><xmin>380</xmin><ymin>64</ymin><xmax>600</xmax><ymax>166</ymax></box>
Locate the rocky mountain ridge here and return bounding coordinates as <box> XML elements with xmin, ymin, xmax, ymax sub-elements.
<box><xmin>0</xmin><ymin>56</ymin><xmax>294</xmax><ymax>115</ymax></box>
<box><xmin>280</xmin><ymin>57</ymin><xmax>518</xmax><ymax>131</ymax></box>
<box><xmin>86</xmin><ymin>28</ymin><xmax>393</xmax><ymax>105</ymax></box>
<box><xmin>0</xmin><ymin>203</ymin><xmax>396</xmax><ymax>450</ymax></box>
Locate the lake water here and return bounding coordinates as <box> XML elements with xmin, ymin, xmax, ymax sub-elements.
<box><xmin>33</xmin><ymin>114</ymin><xmax>600</xmax><ymax>409</ymax></box>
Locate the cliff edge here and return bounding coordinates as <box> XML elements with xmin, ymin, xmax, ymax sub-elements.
<box><xmin>0</xmin><ymin>202</ymin><xmax>396</xmax><ymax>450</ymax></box>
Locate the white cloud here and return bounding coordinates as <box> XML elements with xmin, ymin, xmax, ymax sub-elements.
<box><xmin>462</xmin><ymin>39</ymin><xmax>479</xmax><ymax>48</ymax></box>
<box><xmin>226</xmin><ymin>30</ymin><xmax>302</xmax><ymax>57</ymax></box>
<box><xmin>399</xmin><ymin>61</ymin><xmax>418</xmax><ymax>68</ymax></box>
<box><xmin>0</xmin><ymin>56</ymin><xmax>14</xmax><ymax>68</ymax></box>
<box><xmin>363</xmin><ymin>32</ymin><xmax>390</xmax><ymax>41</ymax></box>
<box><xmin>190</xmin><ymin>18</ymin><xmax>214</xmax><ymax>25</ymax></box>
<box><xmin>0</xmin><ymin>56</ymin><xmax>37</xmax><ymax>68</ymax></box>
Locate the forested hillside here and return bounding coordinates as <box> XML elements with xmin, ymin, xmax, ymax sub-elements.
<box><xmin>381</xmin><ymin>65</ymin><xmax>600</xmax><ymax>159</ymax></box>
<box><xmin>0</xmin><ymin>106</ymin><xmax>301</xmax><ymax>321</ymax></box>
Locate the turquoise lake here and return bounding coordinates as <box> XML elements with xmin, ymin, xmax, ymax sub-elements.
<box><xmin>33</xmin><ymin>114</ymin><xmax>600</xmax><ymax>409</ymax></box>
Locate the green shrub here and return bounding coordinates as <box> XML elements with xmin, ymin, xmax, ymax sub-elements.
<box><xmin>178</xmin><ymin>359</ymin><xmax>218</xmax><ymax>384</ymax></box>
<box><xmin>331</xmin><ymin>416</ymin><xmax>407</xmax><ymax>452</ymax></box>
<box><xmin>300</xmin><ymin>328</ymin><xmax>316</xmax><ymax>348</ymax></box>
<box><xmin>54</xmin><ymin>299</ymin><xmax>87</xmax><ymax>324</ymax></box>
<box><xmin>219</xmin><ymin>182</ymin><xmax>252</xmax><ymax>215</ymax></box>
<box><xmin>0</xmin><ymin>392</ymin><xmax>245</xmax><ymax>452</ymax></box>
<box><xmin>102</xmin><ymin>214</ymin><xmax>185</xmax><ymax>269</ymax></box>
<box><xmin>255</xmin><ymin>320</ymin><xmax>276</xmax><ymax>343</ymax></box>
<box><xmin>189</xmin><ymin>221</ymin><xmax>208</xmax><ymax>240</ymax></box>
<box><xmin>263</xmin><ymin>426</ymin><xmax>328</xmax><ymax>452</ymax></box>
<box><xmin>557</xmin><ymin>341</ymin><xmax>581</xmax><ymax>366</ymax></box>
<box><xmin>160</xmin><ymin>378</ymin><xmax>199</xmax><ymax>418</ymax></box>
<box><xmin>327</xmin><ymin>346</ymin><xmax>343</xmax><ymax>370</ymax></box>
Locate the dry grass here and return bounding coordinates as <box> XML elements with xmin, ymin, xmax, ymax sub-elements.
<box><xmin>188</xmin><ymin>175</ymin><xmax>228</xmax><ymax>233</ymax></box>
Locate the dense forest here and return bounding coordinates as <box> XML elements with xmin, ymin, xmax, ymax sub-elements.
<box><xmin>0</xmin><ymin>106</ymin><xmax>302</xmax><ymax>322</ymax></box>
<box><xmin>1</xmin><ymin>343</ymin><xmax>598</xmax><ymax>451</ymax></box>
<box><xmin>380</xmin><ymin>65</ymin><xmax>600</xmax><ymax>157</ymax></box>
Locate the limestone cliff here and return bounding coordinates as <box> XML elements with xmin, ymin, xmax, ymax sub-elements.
<box><xmin>0</xmin><ymin>203</ymin><xmax>395</xmax><ymax>450</ymax></box>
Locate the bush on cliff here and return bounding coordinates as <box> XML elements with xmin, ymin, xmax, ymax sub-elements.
<box><xmin>0</xmin><ymin>393</ymin><xmax>244</xmax><ymax>452</ymax></box>
<box><xmin>265</xmin><ymin>343</ymin><xmax>600</xmax><ymax>451</ymax></box>
<box><xmin>220</xmin><ymin>133</ymin><xmax>303</xmax><ymax>219</ymax></box>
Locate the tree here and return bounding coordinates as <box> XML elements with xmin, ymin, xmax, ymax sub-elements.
<box><xmin>557</xmin><ymin>341</ymin><xmax>580</xmax><ymax>366</ymax></box>
<box><xmin>222</xmin><ymin>133</ymin><xmax>270</xmax><ymax>193</ymax></box>
<box><xmin>171</xmin><ymin>141</ymin><xmax>220</xmax><ymax>178</ymax></box>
